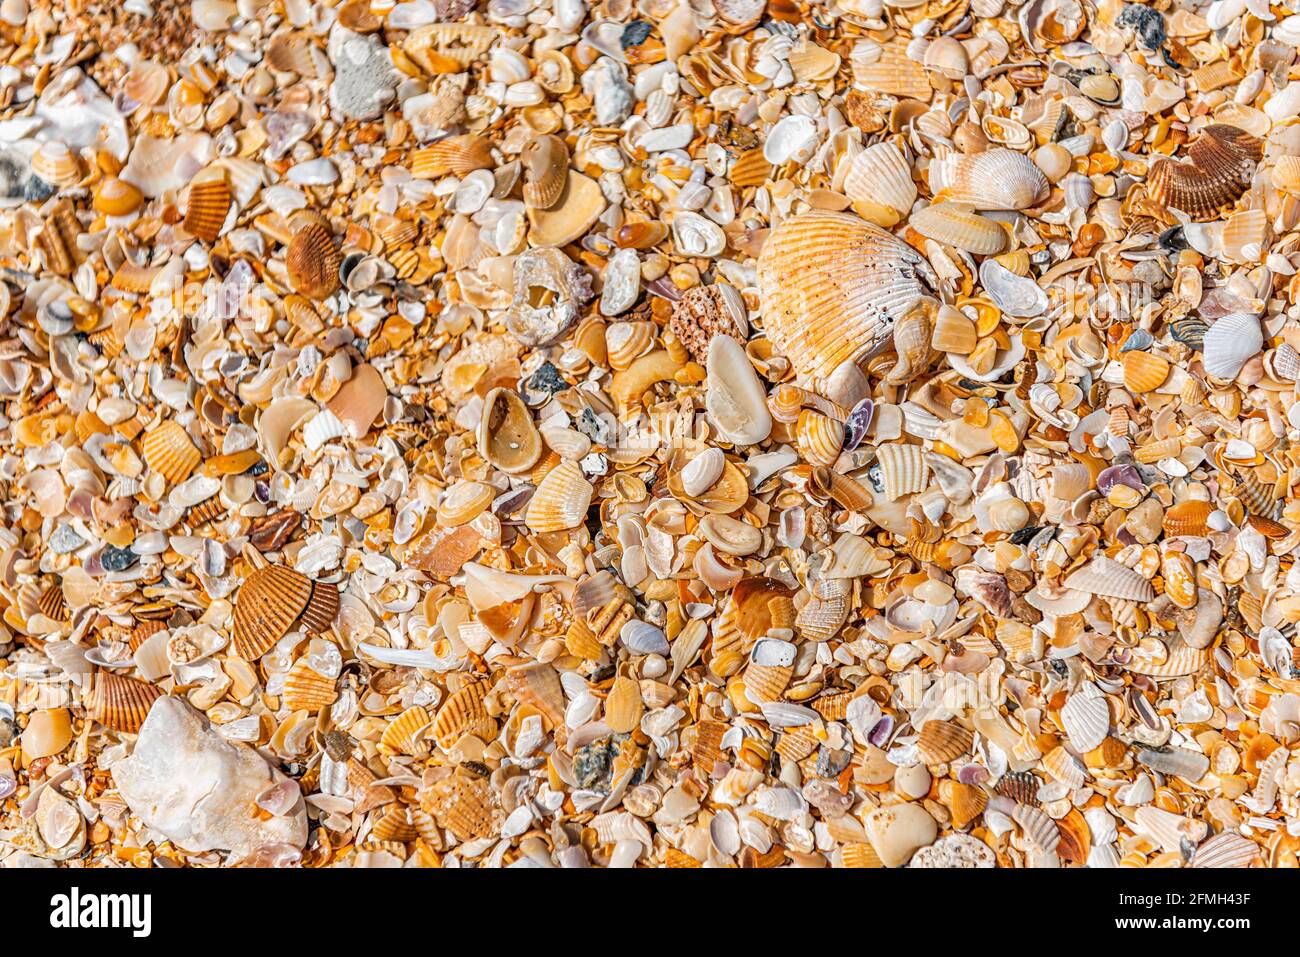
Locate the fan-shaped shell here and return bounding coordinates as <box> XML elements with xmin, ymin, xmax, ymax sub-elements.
<box><xmin>433</xmin><ymin>680</ymin><xmax>494</xmax><ymax>751</ymax></box>
<box><xmin>917</xmin><ymin>719</ymin><xmax>973</xmax><ymax>764</ymax></box>
<box><xmin>929</xmin><ymin>148</ymin><xmax>1049</xmax><ymax>210</ymax></box>
<box><xmin>1121</xmin><ymin>350</ymin><xmax>1170</xmax><ymax>393</ymax></box>
<box><xmin>281</xmin><ymin>656</ymin><xmax>338</xmax><ymax>712</ymax></box>
<box><xmin>1063</xmin><ymin>554</ymin><xmax>1154</xmax><ymax>601</ymax></box>
<box><xmin>715</xmin><ymin>0</ymin><xmax>766</xmax><ymax>30</ymax></box>
<box><xmin>503</xmin><ymin>662</ymin><xmax>565</xmax><ymax>728</ymax></box>
<box><xmin>299</xmin><ymin>579</ymin><xmax>339</xmax><ymax>634</ymax></box>
<box><xmin>909</xmin><ymin>203</ymin><xmax>1007</xmax><ymax>254</ymax></box>
<box><xmin>853</xmin><ymin>41</ymin><xmax>931</xmax><ymax>100</ymax></box>
<box><xmin>1146</xmin><ymin>124</ymin><xmax>1262</xmax><ymax>220</ymax></box>
<box><xmin>477</xmin><ymin>387</ymin><xmax>543</xmax><ymax>474</ymax></box>
<box><xmin>843</xmin><ymin>141</ymin><xmax>917</xmax><ymax>226</ymax></box>
<box><xmin>520</xmin><ymin>133</ymin><xmax>569</xmax><ymax>210</ymax></box>
<box><xmin>409</xmin><ymin>134</ymin><xmax>494</xmax><ymax>178</ymax></box>
<box><xmin>286</xmin><ymin>221</ymin><xmax>342</xmax><ymax>300</ymax></box>
<box><xmin>233</xmin><ymin>563</ymin><xmax>314</xmax><ymax>659</ymax></box>
<box><xmin>141</xmin><ymin>420</ymin><xmax>202</xmax><ymax>485</ymax></box>
<box><xmin>31</xmin><ymin>141</ymin><xmax>82</xmax><ymax>188</ymax></box>
<box><xmin>757</xmin><ymin>211</ymin><xmax>936</xmax><ymax>389</ymax></box>
<box><xmin>1201</xmin><ymin>312</ymin><xmax>1262</xmax><ymax>380</ymax></box>
<box><xmin>525</xmin><ymin>460</ymin><xmax>594</xmax><ymax>531</ymax></box>
<box><xmin>380</xmin><ymin>705</ymin><xmax>432</xmax><ymax>756</ymax></box>
<box><xmin>1163</xmin><ymin>499</ymin><xmax>1212</xmax><ymax>537</ymax></box>
<box><xmin>90</xmin><ymin>672</ymin><xmax>162</xmax><ymax>733</ymax></box>
<box><xmin>876</xmin><ymin>443</ymin><xmax>929</xmax><ymax>501</ymax></box>
<box><xmin>526</xmin><ymin>170</ymin><xmax>605</xmax><ymax>247</ymax></box>
<box><xmin>1192</xmin><ymin>831</ymin><xmax>1261</xmax><ymax>868</ymax></box>
<box><xmin>183</xmin><ymin>175</ymin><xmax>233</xmax><ymax>242</ymax></box>
<box><xmin>604</xmin><ymin>673</ymin><xmax>644</xmax><ymax>733</ymax></box>
<box><xmin>1042</xmin><ymin>745</ymin><xmax>1086</xmax><ymax>789</ymax></box>
<box><xmin>421</xmin><ymin>771</ymin><xmax>499</xmax><ymax>842</ymax></box>
<box><xmin>1059</xmin><ymin>688</ymin><xmax>1109</xmax><ymax>753</ymax></box>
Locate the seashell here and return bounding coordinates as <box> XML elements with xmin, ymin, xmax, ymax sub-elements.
<box><xmin>669</xmin><ymin>449</ymin><xmax>748</xmax><ymax>514</ymax></box>
<box><xmin>670</xmin><ymin>210</ymin><xmax>726</xmax><ymax>258</ymax></box>
<box><xmin>606</xmin><ymin>320</ymin><xmax>656</xmax><ymax>371</ymax></box>
<box><xmin>729</xmin><ymin>148</ymin><xmax>771</xmax><ymax>188</ymax></box>
<box><xmin>31</xmin><ymin>141</ymin><xmax>82</xmax><ymax>188</ymax></box>
<box><xmin>875</xmin><ymin>443</ymin><xmax>929</xmax><ymax>501</ymax></box>
<box><xmin>796</xmin><ymin>409</ymin><xmax>845</xmax><ymax>468</ymax></box>
<box><xmin>299</xmin><ymin>580</ymin><xmax>339</xmax><ymax>635</ymax></box>
<box><xmin>1163</xmin><ymin>500</ymin><xmax>1212</xmax><ymax>537</ymax></box>
<box><xmin>1042</xmin><ymin>746</ymin><xmax>1086</xmax><ymax>789</ymax></box>
<box><xmin>503</xmin><ymin>663</ymin><xmax>565</xmax><ymax>729</ymax></box>
<box><xmin>788</xmin><ymin>42</ymin><xmax>841</xmax><ymax>83</ymax></box>
<box><xmin>422</xmin><ymin>771</ymin><xmax>500</xmax><ymax>842</ymax></box>
<box><xmin>758</xmin><ymin>211</ymin><xmax>936</xmax><ymax>390</ymax></box>
<box><xmin>917</xmin><ymin>719</ymin><xmax>973</xmax><ymax>764</ymax></box>
<box><xmin>929</xmin><ymin>148</ymin><xmax>1049</xmax><ymax>210</ymax></box>
<box><xmin>1059</xmin><ymin>688</ymin><xmax>1110</xmax><ymax>753</ymax></box>
<box><xmin>604</xmin><ymin>673</ymin><xmax>644</xmax><ymax>735</ymax></box>
<box><xmin>764</xmin><ymin>115</ymin><xmax>819</xmax><ymax>166</ymax></box>
<box><xmin>1274</xmin><ymin>155</ymin><xmax>1300</xmax><ymax>195</ymax></box>
<box><xmin>1201</xmin><ymin>312</ymin><xmax>1262</xmax><ymax>380</ymax></box>
<box><xmin>409</xmin><ymin>135</ymin><xmax>494</xmax><ymax>178</ymax></box>
<box><xmin>843</xmin><ymin>141</ymin><xmax>917</xmax><ymax>227</ymax></box>
<box><xmin>1013</xmin><ymin>803</ymin><xmax>1060</xmax><ymax>853</ymax></box>
<box><xmin>714</xmin><ymin>0</ymin><xmax>765</xmax><ymax>30</ymax></box>
<box><xmin>505</xmin><ymin>246</ymin><xmax>594</xmax><ymax>347</ymax></box>
<box><xmin>527</xmin><ymin>170</ymin><xmax>605</xmax><ymax>247</ymax></box>
<box><xmin>380</xmin><ymin>705</ymin><xmax>431</xmax><ymax>757</ymax></box>
<box><xmin>477</xmin><ymin>387</ymin><xmax>542</xmax><ymax>475</ymax></box>
<box><xmin>1064</xmin><ymin>554</ymin><xmax>1154</xmax><ymax>601</ymax></box>
<box><xmin>930</xmin><ymin>303</ymin><xmax>978</xmax><ymax>354</ymax></box>
<box><xmin>977</xmin><ymin>260</ymin><xmax>1047</xmax><ymax>317</ymax></box>
<box><xmin>89</xmin><ymin>672</ymin><xmax>161</xmax><ymax>733</ymax></box>
<box><xmin>93</xmin><ymin>177</ymin><xmax>145</xmax><ymax>217</ymax></box>
<box><xmin>705</xmin><ymin>334</ymin><xmax>773</xmax><ymax>446</ymax></box>
<box><xmin>923</xmin><ymin>35</ymin><xmax>968</xmax><ymax>80</ymax></box>
<box><xmin>1121</xmin><ymin>350</ymin><xmax>1170</xmax><ymax>393</ymax></box>
<box><xmin>536</xmin><ymin>49</ymin><xmax>575</xmax><ymax>94</ymax></box>
<box><xmin>1133</xmin><ymin>806</ymin><xmax>1208</xmax><ymax>854</ymax></box>
<box><xmin>141</xmin><ymin>420</ymin><xmax>202</xmax><ymax>486</ymax></box>
<box><xmin>1160</xmin><ymin>550</ymin><xmax>1197</xmax><ymax>609</ymax></box>
<box><xmin>810</xmin><ymin>467</ymin><xmax>873</xmax><ymax>511</ymax></box>
<box><xmin>437</xmin><ymin>481</ymin><xmax>495</xmax><ymax>526</ymax></box>
<box><xmin>669</xmin><ymin>283</ymin><xmax>747</xmax><ymax>363</ymax></box>
<box><xmin>286</xmin><ymin>221</ymin><xmax>342</xmax><ymax>300</ymax></box>
<box><xmin>909</xmin><ymin>203</ymin><xmax>1006</xmax><ymax>255</ymax></box>
<box><xmin>432</xmin><ymin>680</ymin><xmax>494</xmax><ymax>751</ymax></box>
<box><xmin>1221</xmin><ymin>208</ymin><xmax>1268</xmax><ymax>262</ymax></box>
<box><xmin>681</xmin><ymin>447</ymin><xmax>725</xmax><ymax>497</ymax></box>
<box><xmin>281</xmin><ymin>656</ymin><xmax>338</xmax><ymax>712</ymax></box>
<box><xmin>183</xmin><ymin>174</ymin><xmax>233</xmax><ymax>242</ymax></box>
<box><xmin>1146</xmin><ymin>124</ymin><xmax>1262</xmax><ymax>220</ymax></box>
<box><xmin>853</xmin><ymin>41</ymin><xmax>931</xmax><ymax>101</ymax></box>
<box><xmin>327</xmin><ymin>364</ymin><xmax>387</xmax><ymax>439</ymax></box>
<box><xmin>232</xmin><ymin>564</ymin><xmax>314</xmax><ymax>659</ymax></box>
<box><xmin>525</xmin><ymin>460</ymin><xmax>594</xmax><ymax>532</ymax></box>
<box><xmin>1192</xmin><ymin>831</ymin><xmax>1261</xmax><ymax>868</ymax></box>
<box><xmin>520</xmin><ymin>134</ymin><xmax>569</xmax><ymax>210</ymax></box>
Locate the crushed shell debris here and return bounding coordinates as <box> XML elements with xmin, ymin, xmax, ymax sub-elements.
<box><xmin>4</xmin><ymin>0</ymin><xmax>1300</xmax><ymax>870</ymax></box>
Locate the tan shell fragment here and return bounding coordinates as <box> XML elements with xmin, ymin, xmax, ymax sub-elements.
<box><xmin>604</xmin><ymin>673</ymin><xmax>644</xmax><ymax>734</ymax></box>
<box><xmin>929</xmin><ymin>148</ymin><xmax>1049</xmax><ymax>210</ymax></box>
<box><xmin>433</xmin><ymin>680</ymin><xmax>494</xmax><ymax>751</ymax></box>
<box><xmin>286</xmin><ymin>221</ymin><xmax>342</xmax><ymax>300</ymax></box>
<box><xmin>909</xmin><ymin>203</ymin><xmax>1007</xmax><ymax>255</ymax></box>
<box><xmin>853</xmin><ymin>41</ymin><xmax>931</xmax><ymax>100</ymax></box>
<box><xmin>875</xmin><ymin>443</ymin><xmax>929</xmax><ymax>501</ymax></box>
<box><xmin>477</xmin><ymin>387</ymin><xmax>543</xmax><ymax>475</ymax></box>
<box><xmin>89</xmin><ymin>673</ymin><xmax>162</xmax><ymax>733</ymax></box>
<box><xmin>232</xmin><ymin>564</ymin><xmax>314</xmax><ymax>659</ymax></box>
<box><xmin>520</xmin><ymin>134</ymin><xmax>570</xmax><ymax>210</ymax></box>
<box><xmin>281</xmin><ymin>657</ymin><xmax>338</xmax><ymax>713</ymax></box>
<box><xmin>916</xmin><ymin>719</ymin><xmax>973</xmax><ymax>764</ymax></box>
<box><xmin>141</xmin><ymin>420</ymin><xmax>202</xmax><ymax>486</ymax></box>
<box><xmin>1063</xmin><ymin>554</ymin><xmax>1154</xmax><ymax>601</ymax></box>
<box><xmin>1059</xmin><ymin>689</ymin><xmax>1109</xmax><ymax>753</ymax></box>
<box><xmin>525</xmin><ymin>460</ymin><xmax>594</xmax><ymax>531</ymax></box>
<box><xmin>526</xmin><ymin>171</ymin><xmax>605</xmax><ymax>246</ymax></box>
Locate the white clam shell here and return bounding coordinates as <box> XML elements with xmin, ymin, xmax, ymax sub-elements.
<box><xmin>705</xmin><ymin>335</ymin><xmax>773</xmax><ymax>446</ymax></box>
<box><xmin>1201</xmin><ymin>312</ymin><xmax>1262</xmax><ymax>380</ymax></box>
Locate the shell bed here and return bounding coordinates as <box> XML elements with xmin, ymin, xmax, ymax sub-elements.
<box><xmin>1</xmin><ymin>0</ymin><xmax>1299</xmax><ymax>871</ymax></box>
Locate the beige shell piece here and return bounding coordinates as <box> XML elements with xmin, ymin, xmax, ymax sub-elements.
<box><xmin>853</xmin><ymin>41</ymin><xmax>932</xmax><ymax>100</ymax></box>
<box><xmin>929</xmin><ymin>148</ymin><xmax>1049</xmax><ymax>210</ymax></box>
<box><xmin>380</xmin><ymin>705</ymin><xmax>433</xmax><ymax>756</ymax></box>
<box><xmin>875</xmin><ymin>443</ymin><xmax>929</xmax><ymax>501</ymax></box>
<box><xmin>526</xmin><ymin>170</ymin><xmax>606</xmax><ymax>246</ymax></box>
<box><xmin>757</xmin><ymin>211</ymin><xmax>936</xmax><ymax>389</ymax></box>
<box><xmin>604</xmin><ymin>671</ymin><xmax>644</xmax><ymax>734</ymax></box>
<box><xmin>281</xmin><ymin>657</ymin><xmax>338</xmax><ymax>713</ymax></box>
<box><xmin>909</xmin><ymin>203</ymin><xmax>1007</xmax><ymax>254</ymax></box>
<box><xmin>1059</xmin><ymin>687</ymin><xmax>1110</xmax><ymax>753</ymax></box>
<box><xmin>520</xmin><ymin>133</ymin><xmax>570</xmax><ymax>210</ymax></box>
<box><xmin>930</xmin><ymin>303</ymin><xmax>978</xmax><ymax>354</ymax></box>
<box><xmin>1063</xmin><ymin>554</ymin><xmax>1154</xmax><ymax>601</ymax></box>
<box><xmin>525</xmin><ymin>460</ymin><xmax>594</xmax><ymax>531</ymax></box>
<box><xmin>477</xmin><ymin>387</ymin><xmax>543</xmax><ymax>474</ymax></box>
<box><xmin>843</xmin><ymin>141</ymin><xmax>917</xmax><ymax>227</ymax></box>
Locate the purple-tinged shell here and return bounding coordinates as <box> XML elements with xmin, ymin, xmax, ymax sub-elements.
<box><xmin>956</xmin><ymin>763</ymin><xmax>989</xmax><ymax>786</ymax></box>
<box><xmin>841</xmin><ymin>398</ymin><xmax>875</xmax><ymax>452</ymax></box>
<box><xmin>868</xmin><ymin>714</ymin><xmax>895</xmax><ymax>748</ymax></box>
<box><xmin>1096</xmin><ymin>463</ymin><xmax>1144</xmax><ymax>495</ymax></box>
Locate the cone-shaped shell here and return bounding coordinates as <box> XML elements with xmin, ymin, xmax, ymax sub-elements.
<box><xmin>281</xmin><ymin>656</ymin><xmax>338</xmax><ymax>712</ymax></box>
<box><xmin>525</xmin><ymin>459</ymin><xmax>594</xmax><ymax>531</ymax></box>
<box><xmin>917</xmin><ymin>719</ymin><xmax>973</xmax><ymax>764</ymax></box>
<box><xmin>520</xmin><ymin>133</ymin><xmax>569</xmax><ymax>210</ymax></box>
<box><xmin>90</xmin><ymin>672</ymin><xmax>162</xmax><ymax>733</ymax></box>
<box><xmin>286</xmin><ymin>221</ymin><xmax>342</xmax><ymax>300</ymax></box>
<box><xmin>1146</xmin><ymin>124</ymin><xmax>1262</xmax><ymax>220</ymax></box>
<box><xmin>477</xmin><ymin>387</ymin><xmax>543</xmax><ymax>474</ymax></box>
<box><xmin>876</xmin><ymin>443</ymin><xmax>929</xmax><ymax>501</ymax></box>
<box><xmin>929</xmin><ymin>148</ymin><xmax>1049</xmax><ymax>210</ymax></box>
<box><xmin>380</xmin><ymin>705</ymin><xmax>432</xmax><ymax>756</ymax></box>
<box><xmin>233</xmin><ymin>564</ymin><xmax>314</xmax><ymax>659</ymax></box>
<box><xmin>141</xmin><ymin>420</ymin><xmax>202</xmax><ymax>485</ymax></box>
<box><xmin>843</xmin><ymin>141</ymin><xmax>917</xmax><ymax>226</ymax></box>
<box><xmin>909</xmin><ymin>203</ymin><xmax>1007</xmax><ymax>254</ymax></box>
<box><xmin>183</xmin><ymin>176</ymin><xmax>233</xmax><ymax>242</ymax></box>
<box><xmin>758</xmin><ymin>211</ymin><xmax>935</xmax><ymax>389</ymax></box>
<box><xmin>1063</xmin><ymin>554</ymin><xmax>1154</xmax><ymax>601</ymax></box>
<box><xmin>299</xmin><ymin>579</ymin><xmax>339</xmax><ymax>634</ymax></box>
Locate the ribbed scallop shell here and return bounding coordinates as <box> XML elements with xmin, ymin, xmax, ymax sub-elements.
<box><xmin>604</xmin><ymin>673</ymin><xmax>644</xmax><ymax>733</ymax></box>
<box><xmin>852</xmin><ymin>41</ymin><xmax>931</xmax><ymax>100</ymax></box>
<box><xmin>1201</xmin><ymin>312</ymin><xmax>1262</xmax><ymax>380</ymax></box>
<box><xmin>875</xmin><ymin>443</ymin><xmax>929</xmax><ymax>501</ymax></box>
<box><xmin>796</xmin><ymin>409</ymin><xmax>845</xmax><ymax>467</ymax></box>
<box><xmin>909</xmin><ymin>203</ymin><xmax>1007</xmax><ymax>254</ymax></box>
<box><xmin>1059</xmin><ymin>689</ymin><xmax>1109</xmax><ymax>753</ymax></box>
<box><xmin>929</xmin><ymin>148</ymin><xmax>1049</xmax><ymax>210</ymax></box>
<box><xmin>299</xmin><ymin>579</ymin><xmax>339</xmax><ymax>634</ymax></box>
<box><xmin>90</xmin><ymin>672</ymin><xmax>162</xmax><ymax>733</ymax></box>
<box><xmin>843</xmin><ymin>141</ymin><xmax>917</xmax><ymax>224</ymax></box>
<box><xmin>433</xmin><ymin>679</ymin><xmax>494</xmax><ymax>751</ymax></box>
<box><xmin>183</xmin><ymin>177</ymin><xmax>233</xmax><ymax>242</ymax></box>
<box><xmin>520</xmin><ymin>133</ymin><xmax>569</xmax><ymax>210</ymax></box>
<box><xmin>1146</xmin><ymin>124</ymin><xmax>1262</xmax><ymax>220</ymax></box>
<box><xmin>141</xmin><ymin>420</ymin><xmax>202</xmax><ymax>485</ymax></box>
<box><xmin>233</xmin><ymin>563</ymin><xmax>313</xmax><ymax>659</ymax></box>
<box><xmin>946</xmin><ymin>781</ymin><xmax>987</xmax><ymax>830</ymax></box>
<box><xmin>421</xmin><ymin>772</ymin><xmax>499</xmax><ymax>842</ymax></box>
<box><xmin>1064</xmin><ymin>554</ymin><xmax>1154</xmax><ymax>601</ymax></box>
<box><xmin>917</xmin><ymin>719</ymin><xmax>973</xmax><ymax>764</ymax></box>
<box><xmin>281</xmin><ymin>656</ymin><xmax>338</xmax><ymax>712</ymax></box>
<box><xmin>525</xmin><ymin>460</ymin><xmax>594</xmax><ymax>531</ymax></box>
<box><xmin>757</xmin><ymin>211</ymin><xmax>935</xmax><ymax>389</ymax></box>
<box><xmin>286</xmin><ymin>221</ymin><xmax>342</xmax><ymax>300</ymax></box>
<box><xmin>795</xmin><ymin>578</ymin><xmax>852</xmax><ymax>641</ymax></box>
<box><xmin>1163</xmin><ymin>500</ymin><xmax>1212</xmax><ymax>537</ymax></box>
<box><xmin>1042</xmin><ymin>745</ymin><xmax>1086</xmax><ymax>789</ymax></box>
<box><xmin>371</xmin><ymin>803</ymin><xmax>418</xmax><ymax>843</ymax></box>
<box><xmin>410</xmin><ymin>134</ymin><xmax>494</xmax><ymax>179</ymax></box>
<box><xmin>743</xmin><ymin>661</ymin><xmax>793</xmax><ymax>703</ymax></box>
<box><xmin>1192</xmin><ymin>831</ymin><xmax>1261</xmax><ymax>868</ymax></box>
<box><xmin>729</xmin><ymin>148</ymin><xmax>771</xmax><ymax>187</ymax></box>
<box><xmin>379</xmin><ymin>705</ymin><xmax>432</xmax><ymax>756</ymax></box>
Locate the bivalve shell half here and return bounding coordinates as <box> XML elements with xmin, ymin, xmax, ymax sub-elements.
<box><xmin>758</xmin><ymin>211</ymin><xmax>935</xmax><ymax>389</ymax></box>
<box><xmin>477</xmin><ymin>387</ymin><xmax>543</xmax><ymax>475</ymax></box>
<box><xmin>929</xmin><ymin>148</ymin><xmax>1049</xmax><ymax>210</ymax></box>
<box><xmin>843</xmin><ymin>141</ymin><xmax>917</xmax><ymax>227</ymax></box>
<box><xmin>917</xmin><ymin>719</ymin><xmax>973</xmax><ymax>764</ymax></box>
<box><xmin>853</xmin><ymin>41</ymin><xmax>931</xmax><ymax>100</ymax></box>
<box><xmin>141</xmin><ymin>420</ymin><xmax>202</xmax><ymax>486</ymax></box>
<box><xmin>1146</xmin><ymin>124</ymin><xmax>1262</xmax><ymax>220</ymax></box>
<box><xmin>525</xmin><ymin>460</ymin><xmax>594</xmax><ymax>532</ymax></box>
<box><xmin>876</xmin><ymin>443</ymin><xmax>929</xmax><ymax>501</ymax></box>
<box><xmin>1121</xmin><ymin>350</ymin><xmax>1170</xmax><ymax>393</ymax></box>
<box><xmin>89</xmin><ymin>672</ymin><xmax>162</xmax><ymax>733</ymax></box>
<box><xmin>184</xmin><ymin>175</ymin><xmax>233</xmax><ymax>242</ymax></box>
<box><xmin>286</xmin><ymin>221</ymin><xmax>343</xmax><ymax>300</ymax></box>
<box><xmin>233</xmin><ymin>563</ymin><xmax>314</xmax><ymax>659</ymax></box>
<box><xmin>1063</xmin><ymin>554</ymin><xmax>1154</xmax><ymax>601</ymax></box>
<box><xmin>520</xmin><ymin>133</ymin><xmax>569</xmax><ymax>210</ymax></box>
<box><xmin>281</xmin><ymin>656</ymin><xmax>338</xmax><ymax>712</ymax></box>
<box><xmin>909</xmin><ymin>202</ymin><xmax>1007</xmax><ymax>255</ymax></box>
<box><xmin>1059</xmin><ymin>687</ymin><xmax>1110</xmax><ymax>753</ymax></box>
<box><xmin>1201</xmin><ymin>312</ymin><xmax>1262</xmax><ymax>380</ymax></box>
